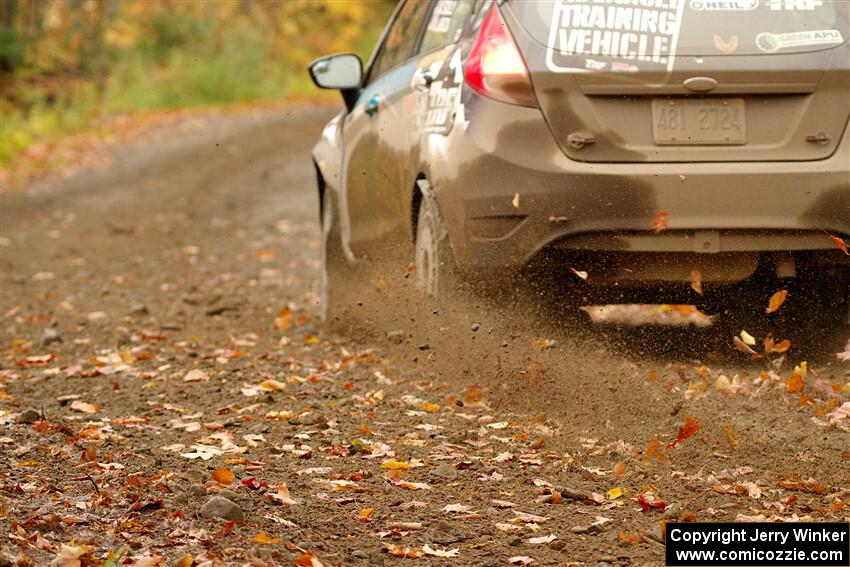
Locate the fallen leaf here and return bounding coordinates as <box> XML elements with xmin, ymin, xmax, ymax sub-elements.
<box><xmin>422</xmin><ymin>544</ymin><xmax>459</xmax><ymax>558</ymax></box>
<box><xmin>381</xmin><ymin>460</ymin><xmax>411</xmax><ymax>470</ymax></box>
<box><xmin>417</xmin><ymin>402</ymin><xmax>440</xmax><ymax>413</ymax></box>
<box><xmin>267</xmin><ymin>483</ymin><xmax>299</xmax><ymax>505</ymax></box>
<box><xmin>258</xmin><ymin>378</ymin><xmax>287</xmax><ymax>391</ymax></box>
<box><xmin>644</xmin><ymin>435</ymin><xmax>666</xmax><ymax>463</ymax></box>
<box><xmin>274</xmin><ymin>307</ymin><xmax>292</xmax><ymax>331</ymax></box>
<box><xmin>212</xmin><ymin>467</ymin><xmax>235</xmax><ymax>484</ymax></box>
<box><xmin>70</xmin><ymin>401</ymin><xmax>100</xmax><ymax>414</ymax></box>
<box><xmin>443</xmin><ymin>503</ymin><xmax>473</xmax><ymax>513</ymax></box>
<box><xmin>512</xmin><ymin>193</ymin><xmax>520</xmax><ymax>209</ymax></box>
<box><xmin>652</xmin><ymin>210</ymin><xmax>669</xmax><ymax>234</ymax></box>
<box><xmin>526</xmin><ymin>534</ymin><xmax>557</xmax><ymax>544</ymax></box>
<box><xmin>251</xmin><ymin>531</ymin><xmax>280</xmax><ymax>544</ymax></box>
<box><xmin>356</xmin><ymin>507</ymin><xmax>375</xmax><ymax>522</ymax></box>
<box><xmin>607</xmin><ymin>486</ymin><xmax>627</xmax><ymax>500</ymax></box>
<box><xmin>739</xmin><ymin>330</ymin><xmax>756</xmax><ymax>346</ymax></box>
<box><xmin>509</xmin><ymin>557</ymin><xmax>536</xmax><ymax>566</ymax></box>
<box><xmin>183</xmin><ymin>369</ymin><xmax>210</xmax><ymax>382</ymax></box>
<box><xmin>766</xmin><ymin>290</ymin><xmax>788</xmax><ymax>314</ymax></box>
<box><xmin>384</xmin><ymin>544</ymin><xmax>424</xmax><ymax>558</ymax></box>
<box><xmin>667</xmin><ymin>416</ymin><xmax>701</xmax><ymax>448</ymax></box>
<box><xmin>613</xmin><ymin>461</ymin><xmax>628</xmax><ymax>479</ymax></box>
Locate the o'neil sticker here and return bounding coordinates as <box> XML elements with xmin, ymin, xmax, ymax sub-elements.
<box><xmin>689</xmin><ymin>0</ymin><xmax>758</xmax><ymax>11</ymax></box>
<box><xmin>756</xmin><ymin>29</ymin><xmax>844</xmax><ymax>53</ymax></box>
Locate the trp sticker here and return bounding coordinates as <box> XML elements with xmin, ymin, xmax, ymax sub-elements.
<box><xmin>755</xmin><ymin>29</ymin><xmax>843</xmax><ymax>53</ymax></box>
<box><xmin>767</xmin><ymin>0</ymin><xmax>823</xmax><ymax>10</ymax></box>
<box><xmin>689</xmin><ymin>0</ymin><xmax>757</xmax><ymax>11</ymax></box>
<box><xmin>546</xmin><ymin>0</ymin><xmax>686</xmax><ymax>73</ymax></box>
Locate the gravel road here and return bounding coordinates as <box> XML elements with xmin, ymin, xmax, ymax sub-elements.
<box><xmin>1</xmin><ymin>106</ymin><xmax>848</xmax><ymax>567</ymax></box>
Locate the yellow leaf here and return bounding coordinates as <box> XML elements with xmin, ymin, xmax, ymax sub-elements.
<box><xmin>607</xmin><ymin>486</ymin><xmax>627</xmax><ymax>500</ymax></box>
<box><xmin>739</xmin><ymin>330</ymin><xmax>756</xmax><ymax>346</ymax></box>
<box><xmin>175</xmin><ymin>554</ymin><xmax>194</xmax><ymax>567</ymax></box>
<box><xmin>356</xmin><ymin>507</ymin><xmax>375</xmax><ymax>521</ymax></box>
<box><xmin>259</xmin><ymin>379</ymin><xmax>287</xmax><ymax>391</ymax></box>
<box><xmin>381</xmin><ymin>460</ymin><xmax>411</xmax><ymax>470</ymax></box>
<box><xmin>251</xmin><ymin>531</ymin><xmax>280</xmax><ymax>544</ymax></box>
<box><xmin>766</xmin><ymin>289</ymin><xmax>788</xmax><ymax>314</ymax></box>
<box><xmin>417</xmin><ymin>402</ymin><xmax>440</xmax><ymax>413</ymax></box>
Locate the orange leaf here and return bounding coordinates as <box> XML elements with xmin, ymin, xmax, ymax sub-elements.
<box><xmin>652</xmin><ymin>210</ymin><xmax>669</xmax><ymax>234</ymax></box>
<box><xmin>667</xmin><ymin>416</ymin><xmax>701</xmax><ymax>448</ymax></box>
<box><xmin>613</xmin><ymin>461</ymin><xmax>628</xmax><ymax>479</ymax></box>
<box><xmin>356</xmin><ymin>507</ymin><xmax>375</xmax><ymax>522</ymax></box>
<box><xmin>293</xmin><ymin>552</ymin><xmax>319</xmax><ymax>566</ymax></box>
<box><xmin>274</xmin><ymin>307</ymin><xmax>292</xmax><ymax>331</ymax></box>
<box><xmin>251</xmin><ymin>531</ymin><xmax>280</xmax><ymax>544</ymax></box>
<box><xmin>70</xmin><ymin>401</ymin><xmax>100</xmax><ymax>414</ymax></box>
<box><xmin>385</xmin><ymin>544</ymin><xmax>424</xmax><ymax>558</ymax></box>
<box><xmin>723</xmin><ymin>424</ymin><xmax>738</xmax><ymax>451</ymax></box>
<box><xmin>830</xmin><ymin>234</ymin><xmax>850</xmax><ymax>255</ymax></box>
<box><xmin>212</xmin><ymin>468</ymin><xmax>235</xmax><ymax>484</ymax></box>
<box><xmin>766</xmin><ymin>289</ymin><xmax>788</xmax><ymax>314</ymax></box>
<box><xmin>644</xmin><ymin>435</ymin><xmax>666</xmax><ymax>463</ymax></box>
<box><xmin>175</xmin><ymin>554</ymin><xmax>194</xmax><ymax>567</ymax></box>
<box><xmin>785</xmin><ymin>372</ymin><xmax>804</xmax><ymax>393</ymax></box>
<box><xmin>690</xmin><ymin>270</ymin><xmax>703</xmax><ymax>296</ymax></box>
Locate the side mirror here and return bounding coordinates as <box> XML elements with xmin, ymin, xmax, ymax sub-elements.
<box><xmin>309</xmin><ymin>53</ymin><xmax>363</xmax><ymax>90</ymax></box>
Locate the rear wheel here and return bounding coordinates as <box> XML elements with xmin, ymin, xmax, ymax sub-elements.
<box><xmin>415</xmin><ymin>194</ymin><xmax>455</xmax><ymax>298</ymax></box>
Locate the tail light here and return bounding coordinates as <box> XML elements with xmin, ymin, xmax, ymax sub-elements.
<box><xmin>464</xmin><ymin>5</ymin><xmax>538</xmax><ymax>108</ymax></box>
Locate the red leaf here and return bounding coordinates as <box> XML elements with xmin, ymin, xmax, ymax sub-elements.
<box><xmin>667</xmin><ymin>416</ymin><xmax>701</xmax><ymax>448</ymax></box>
<box><xmin>830</xmin><ymin>235</ymin><xmax>850</xmax><ymax>255</ymax></box>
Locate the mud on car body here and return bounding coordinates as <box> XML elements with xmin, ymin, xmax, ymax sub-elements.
<box><xmin>309</xmin><ymin>0</ymin><xmax>850</xmax><ymax>344</ymax></box>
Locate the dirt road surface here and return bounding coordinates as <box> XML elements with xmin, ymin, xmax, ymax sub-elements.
<box><xmin>1</xmin><ymin>107</ymin><xmax>848</xmax><ymax>567</ymax></box>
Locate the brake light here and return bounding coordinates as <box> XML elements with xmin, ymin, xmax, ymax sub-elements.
<box><xmin>465</xmin><ymin>5</ymin><xmax>538</xmax><ymax>108</ymax></box>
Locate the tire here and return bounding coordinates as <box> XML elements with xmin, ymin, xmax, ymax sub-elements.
<box><xmin>415</xmin><ymin>194</ymin><xmax>455</xmax><ymax>298</ymax></box>
<box><xmin>319</xmin><ymin>189</ymin><xmax>345</xmax><ymax>322</ymax></box>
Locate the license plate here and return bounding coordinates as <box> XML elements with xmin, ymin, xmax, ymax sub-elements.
<box><xmin>652</xmin><ymin>98</ymin><xmax>746</xmax><ymax>145</ymax></box>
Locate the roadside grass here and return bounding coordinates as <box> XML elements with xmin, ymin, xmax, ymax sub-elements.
<box><xmin>1</xmin><ymin>2</ymin><xmax>389</xmax><ymax>180</ymax></box>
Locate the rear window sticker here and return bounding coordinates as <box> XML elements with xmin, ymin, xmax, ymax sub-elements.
<box><xmin>420</xmin><ymin>49</ymin><xmax>464</xmax><ymax>136</ymax></box>
<box><xmin>768</xmin><ymin>0</ymin><xmax>823</xmax><ymax>10</ymax></box>
<box><xmin>713</xmin><ymin>34</ymin><xmax>738</xmax><ymax>53</ymax></box>
<box><xmin>755</xmin><ymin>29</ymin><xmax>843</xmax><ymax>53</ymax></box>
<box><xmin>688</xmin><ymin>0</ymin><xmax>757</xmax><ymax>11</ymax></box>
<box><xmin>545</xmin><ymin>0</ymin><xmax>686</xmax><ymax>73</ymax></box>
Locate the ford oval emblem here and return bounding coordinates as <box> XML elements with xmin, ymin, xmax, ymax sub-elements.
<box><xmin>683</xmin><ymin>76</ymin><xmax>719</xmax><ymax>92</ymax></box>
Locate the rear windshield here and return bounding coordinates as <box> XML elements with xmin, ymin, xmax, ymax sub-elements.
<box><xmin>507</xmin><ymin>0</ymin><xmax>848</xmax><ymax>72</ymax></box>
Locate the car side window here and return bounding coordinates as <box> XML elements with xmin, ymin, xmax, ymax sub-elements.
<box><xmin>419</xmin><ymin>0</ymin><xmax>475</xmax><ymax>54</ymax></box>
<box><xmin>368</xmin><ymin>0</ymin><xmax>432</xmax><ymax>82</ymax></box>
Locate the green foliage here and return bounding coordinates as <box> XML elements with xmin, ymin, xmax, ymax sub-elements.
<box><xmin>1</xmin><ymin>0</ymin><xmax>395</xmax><ymax>166</ymax></box>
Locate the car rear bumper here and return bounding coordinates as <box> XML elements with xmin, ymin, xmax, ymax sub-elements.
<box><xmin>432</xmin><ymin>94</ymin><xmax>850</xmax><ymax>280</ymax></box>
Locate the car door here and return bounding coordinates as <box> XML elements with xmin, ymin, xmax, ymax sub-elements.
<box><xmin>368</xmin><ymin>0</ymin><xmax>478</xmax><ymax>248</ymax></box>
<box><xmin>341</xmin><ymin>0</ymin><xmax>432</xmax><ymax>258</ymax></box>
